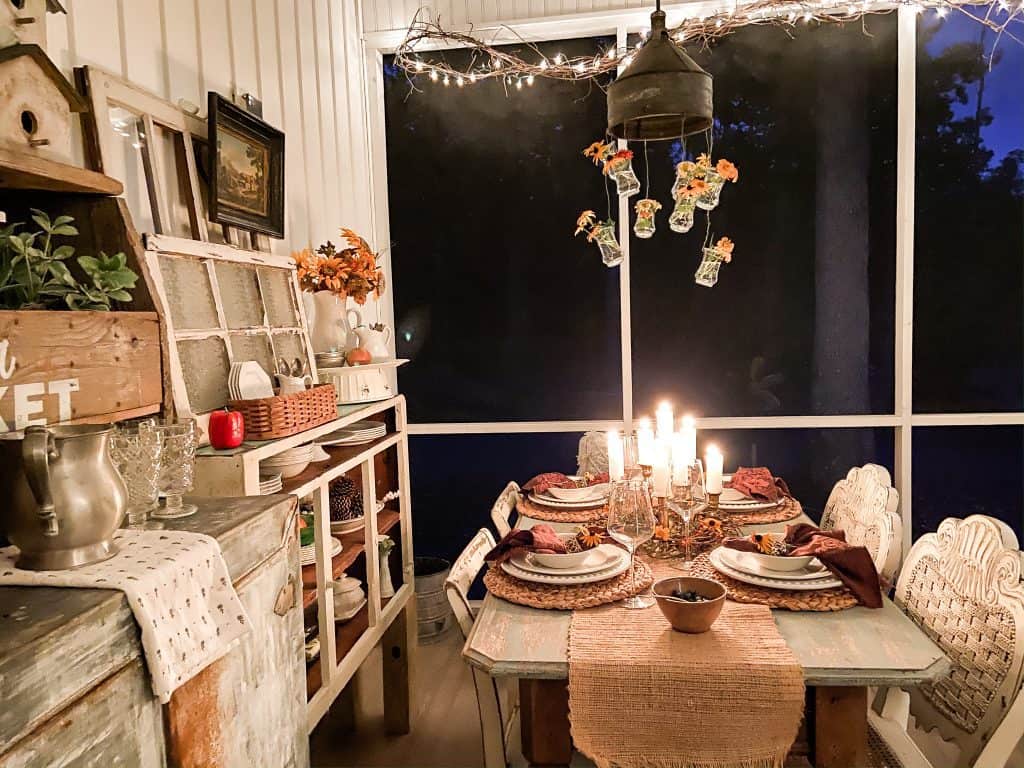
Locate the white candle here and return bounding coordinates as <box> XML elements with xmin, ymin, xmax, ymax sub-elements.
<box><xmin>652</xmin><ymin>440</ymin><xmax>671</xmax><ymax>497</ymax></box>
<box><xmin>655</xmin><ymin>401</ymin><xmax>674</xmax><ymax>442</ymax></box>
<box><xmin>706</xmin><ymin>444</ymin><xmax>724</xmax><ymax>494</ymax></box>
<box><xmin>671</xmin><ymin>432</ymin><xmax>688</xmax><ymax>483</ymax></box>
<box><xmin>607</xmin><ymin>430</ymin><xmax>625</xmax><ymax>481</ymax></box>
<box><xmin>681</xmin><ymin>414</ymin><xmax>697</xmax><ymax>468</ymax></box>
<box><xmin>637</xmin><ymin>418</ymin><xmax>655</xmax><ymax>466</ymax></box>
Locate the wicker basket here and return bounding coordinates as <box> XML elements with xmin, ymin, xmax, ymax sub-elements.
<box><xmin>228</xmin><ymin>384</ymin><xmax>337</xmax><ymax>440</ymax></box>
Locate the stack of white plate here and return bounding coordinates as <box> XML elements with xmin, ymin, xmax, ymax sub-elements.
<box><xmin>708</xmin><ymin>547</ymin><xmax>842</xmax><ymax>591</ymax></box>
<box><xmin>718</xmin><ymin>486</ymin><xmax>785</xmax><ymax>512</ymax></box>
<box><xmin>500</xmin><ymin>544</ymin><xmax>629</xmax><ymax>585</ymax></box>
<box><xmin>261</xmin><ymin>444</ymin><xmax>314</xmax><ymax>479</ymax></box>
<box><xmin>259</xmin><ymin>472</ymin><xmax>283</xmax><ymax>494</ymax></box>
<box><xmin>299</xmin><ymin>536</ymin><xmax>343</xmax><ymax>567</ymax></box>
<box><xmin>229</xmin><ymin>360</ymin><xmax>275</xmax><ymax>400</ymax></box>
<box><xmin>318</xmin><ymin>420</ymin><xmax>387</xmax><ymax>448</ymax></box>
<box><xmin>528</xmin><ymin>481</ymin><xmax>610</xmax><ymax>510</ymax></box>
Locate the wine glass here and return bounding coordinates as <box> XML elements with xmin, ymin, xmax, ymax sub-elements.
<box><xmin>606</xmin><ymin>479</ymin><xmax>657</xmax><ymax>609</ymax></box>
<box><xmin>621</xmin><ymin>434</ymin><xmax>641</xmax><ymax>479</ymax></box>
<box><xmin>667</xmin><ymin>460</ymin><xmax>706</xmax><ymax>570</ymax></box>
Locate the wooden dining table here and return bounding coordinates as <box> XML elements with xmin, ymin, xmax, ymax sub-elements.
<box><xmin>463</xmin><ymin>508</ymin><xmax>951</xmax><ymax>768</ymax></box>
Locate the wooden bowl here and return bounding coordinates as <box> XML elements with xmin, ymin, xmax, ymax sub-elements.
<box><xmin>653</xmin><ymin>577</ymin><xmax>727</xmax><ymax>634</ymax></box>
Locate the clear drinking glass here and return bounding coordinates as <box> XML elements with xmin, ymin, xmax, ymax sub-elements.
<box><xmin>606</xmin><ymin>479</ymin><xmax>657</xmax><ymax>609</ymax></box>
<box><xmin>622</xmin><ymin>434</ymin><xmax>640</xmax><ymax>478</ymax></box>
<box><xmin>151</xmin><ymin>420</ymin><xmax>198</xmax><ymax>519</ymax></box>
<box><xmin>110</xmin><ymin>421</ymin><xmax>162</xmax><ymax>527</ymax></box>
<box><xmin>667</xmin><ymin>460</ymin><xmax>707</xmax><ymax>571</ymax></box>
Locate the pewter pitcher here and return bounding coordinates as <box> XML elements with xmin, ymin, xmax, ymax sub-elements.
<box><xmin>0</xmin><ymin>424</ymin><xmax>127</xmax><ymax>570</ymax></box>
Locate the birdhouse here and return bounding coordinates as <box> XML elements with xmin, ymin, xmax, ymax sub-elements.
<box><xmin>0</xmin><ymin>0</ymin><xmax>63</xmax><ymax>48</ymax></box>
<box><xmin>0</xmin><ymin>43</ymin><xmax>84</xmax><ymax>165</ymax></box>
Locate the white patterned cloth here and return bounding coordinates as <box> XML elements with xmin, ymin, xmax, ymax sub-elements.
<box><xmin>0</xmin><ymin>529</ymin><xmax>250</xmax><ymax>703</ymax></box>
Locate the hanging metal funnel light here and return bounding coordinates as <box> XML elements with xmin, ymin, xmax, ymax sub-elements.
<box><xmin>607</xmin><ymin>4</ymin><xmax>713</xmax><ymax>141</ymax></box>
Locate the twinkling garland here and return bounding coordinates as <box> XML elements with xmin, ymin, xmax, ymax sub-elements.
<box><xmin>394</xmin><ymin>1</ymin><xmax>1023</xmax><ymax>87</ymax></box>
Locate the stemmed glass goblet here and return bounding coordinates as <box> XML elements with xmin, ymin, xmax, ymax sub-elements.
<box><xmin>606</xmin><ymin>478</ymin><xmax>657</xmax><ymax>609</ymax></box>
<box><xmin>666</xmin><ymin>459</ymin><xmax>707</xmax><ymax>571</ymax></box>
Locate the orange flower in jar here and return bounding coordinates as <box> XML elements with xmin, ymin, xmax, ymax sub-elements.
<box><xmin>716</xmin><ymin>158</ymin><xmax>739</xmax><ymax>182</ymax></box>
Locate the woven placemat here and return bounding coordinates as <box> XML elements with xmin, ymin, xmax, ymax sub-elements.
<box><xmin>718</xmin><ymin>497</ymin><xmax>804</xmax><ymax>526</ymax></box>
<box><xmin>516</xmin><ymin>496</ymin><xmax>607</xmax><ymax>525</ymax></box>
<box><xmin>484</xmin><ymin>559</ymin><xmax>653</xmax><ymax>610</ymax></box>
<box><xmin>690</xmin><ymin>550</ymin><xmax>858</xmax><ymax>612</ymax></box>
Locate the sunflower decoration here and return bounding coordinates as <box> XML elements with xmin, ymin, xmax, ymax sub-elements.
<box><xmin>714</xmin><ymin>236</ymin><xmax>735</xmax><ymax>263</ymax></box>
<box><xmin>293</xmin><ymin>227</ymin><xmax>386</xmax><ymax>304</ymax></box>
<box><xmin>576</xmin><ymin>525</ymin><xmax>607</xmax><ymax>550</ymax></box>
<box><xmin>681</xmin><ymin>178</ymin><xmax>709</xmax><ymax>199</ymax></box>
<box><xmin>574</xmin><ymin>209</ymin><xmax>599</xmax><ymax>242</ymax></box>
<box><xmin>752</xmin><ymin>532</ymin><xmax>788</xmax><ymax>555</ymax></box>
<box><xmin>696</xmin><ymin>152</ymin><xmax>713</xmax><ymax>170</ymax></box>
<box><xmin>698</xmin><ymin>517</ymin><xmax>725</xmax><ymax>537</ymax></box>
<box><xmin>602</xmin><ymin>149</ymin><xmax>634</xmax><ymax>176</ymax></box>
<box><xmin>654</xmin><ymin>523</ymin><xmax>673</xmax><ymax>542</ymax></box>
<box><xmin>582</xmin><ymin>140</ymin><xmax>614</xmax><ymax>166</ymax></box>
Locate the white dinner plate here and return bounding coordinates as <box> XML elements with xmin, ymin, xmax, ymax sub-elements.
<box><xmin>299</xmin><ymin>536</ymin><xmax>343</xmax><ymax>567</ymax></box>
<box><xmin>709</xmin><ymin>548</ymin><xmax>842</xmax><ymax>590</ymax></box>
<box><xmin>501</xmin><ymin>549</ymin><xmax>628</xmax><ymax>585</ymax></box>
<box><xmin>331</xmin><ymin>516</ymin><xmax>365</xmax><ymax>535</ymax></box>
<box><xmin>511</xmin><ymin>544</ymin><xmax>621</xmax><ymax>577</ymax></box>
<box><xmin>718</xmin><ymin>547</ymin><xmax>828</xmax><ymax>581</ymax></box>
<box><xmin>719</xmin><ymin>497</ymin><xmax>784</xmax><ymax>512</ymax></box>
<box><xmin>528</xmin><ymin>492</ymin><xmax>608</xmax><ymax>510</ymax></box>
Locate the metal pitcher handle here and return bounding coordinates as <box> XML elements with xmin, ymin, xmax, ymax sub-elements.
<box><xmin>23</xmin><ymin>425</ymin><xmax>59</xmax><ymax>537</ymax></box>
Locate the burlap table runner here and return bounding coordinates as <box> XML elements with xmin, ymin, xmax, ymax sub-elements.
<box><xmin>568</xmin><ymin>560</ymin><xmax>804</xmax><ymax>768</ymax></box>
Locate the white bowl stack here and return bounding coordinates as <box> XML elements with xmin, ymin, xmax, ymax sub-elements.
<box><xmin>260</xmin><ymin>444</ymin><xmax>314</xmax><ymax>479</ymax></box>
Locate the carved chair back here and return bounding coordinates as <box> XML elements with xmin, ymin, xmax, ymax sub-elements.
<box><xmin>894</xmin><ymin>515</ymin><xmax>1024</xmax><ymax>768</ymax></box>
<box><xmin>821</xmin><ymin>463</ymin><xmax>902</xmax><ymax>583</ymax></box>
<box><xmin>490</xmin><ymin>482</ymin><xmax>520</xmax><ymax>538</ymax></box>
<box><xmin>445</xmin><ymin>528</ymin><xmax>511</xmax><ymax>768</ymax></box>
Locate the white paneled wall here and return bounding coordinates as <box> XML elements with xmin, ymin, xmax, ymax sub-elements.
<box><xmin>44</xmin><ymin>0</ymin><xmax>372</xmax><ymax>257</ymax></box>
<box><xmin>361</xmin><ymin>0</ymin><xmax>651</xmax><ymax>32</ymax></box>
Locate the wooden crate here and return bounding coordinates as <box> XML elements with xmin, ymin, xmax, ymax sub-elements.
<box><xmin>0</xmin><ymin>309</ymin><xmax>161</xmax><ymax>431</ymax></box>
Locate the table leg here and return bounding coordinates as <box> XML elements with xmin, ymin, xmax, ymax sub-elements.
<box><xmin>519</xmin><ymin>679</ymin><xmax>572</xmax><ymax>767</ymax></box>
<box><xmin>382</xmin><ymin>603</ymin><xmax>413</xmax><ymax>735</ymax></box>
<box><xmin>809</xmin><ymin>686</ymin><xmax>868</xmax><ymax>768</ymax></box>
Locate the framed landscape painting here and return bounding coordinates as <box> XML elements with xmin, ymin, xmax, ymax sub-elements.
<box><xmin>208</xmin><ymin>93</ymin><xmax>285</xmax><ymax>238</ymax></box>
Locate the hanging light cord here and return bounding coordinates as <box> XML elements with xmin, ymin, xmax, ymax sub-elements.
<box><xmin>644</xmin><ymin>141</ymin><xmax>650</xmax><ymax>199</ymax></box>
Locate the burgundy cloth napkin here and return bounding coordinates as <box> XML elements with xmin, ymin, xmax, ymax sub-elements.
<box><xmin>726</xmin><ymin>467</ymin><xmax>791</xmax><ymax>502</ymax></box>
<box><xmin>523</xmin><ymin>472</ymin><xmax>610</xmax><ymax>495</ymax></box>
<box><xmin>484</xmin><ymin>523</ymin><xmax>566</xmax><ymax>565</ymax></box>
<box><xmin>722</xmin><ymin>524</ymin><xmax>882</xmax><ymax>608</ymax></box>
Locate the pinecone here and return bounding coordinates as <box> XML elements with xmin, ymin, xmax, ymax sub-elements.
<box><xmin>329</xmin><ymin>477</ymin><xmax>363</xmax><ymax>522</ymax></box>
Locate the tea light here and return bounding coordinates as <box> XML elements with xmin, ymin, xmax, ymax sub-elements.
<box><xmin>705</xmin><ymin>444</ymin><xmax>724</xmax><ymax>494</ymax></box>
<box><xmin>607</xmin><ymin>430</ymin><xmax>625</xmax><ymax>481</ymax></box>
<box><xmin>637</xmin><ymin>418</ymin><xmax>655</xmax><ymax>466</ymax></box>
<box><xmin>655</xmin><ymin>401</ymin><xmax>674</xmax><ymax>442</ymax></box>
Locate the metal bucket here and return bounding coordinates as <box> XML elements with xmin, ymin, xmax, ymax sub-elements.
<box><xmin>414</xmin><ymin>556</ymin><xmax>452</xmax><ymax>641</ymax></box>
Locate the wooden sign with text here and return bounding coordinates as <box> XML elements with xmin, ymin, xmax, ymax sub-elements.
<box><xmin>0</xmin><ymin>310</ymin><xmax>162</xmax><ymax>431</ymax></box>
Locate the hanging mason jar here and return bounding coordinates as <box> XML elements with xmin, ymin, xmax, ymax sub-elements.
<box><xmin>669</xmin><ymin>194</ymin><xmax>697</xmax><ymax>233</ymax></box>
<box><xmin>633</xmin><ymin>199</ymin><xmax>661</xmax><ymax>240</ymax></box>
<box><xmin>695</xmin><ymin>169</ymin><xmax>726</xmax><ymax>211</ymax></box>
<box><xmin>695</xmin><ymin>238</ymin><xmax>735</xmax><ymax>287</ymax></box>
<box><xmin>593</xmin><ymin>222</ymin><xmax>624</xmax><ymax>267</ymax></box>
<box><xmin>606</xmin><ymin>152</ymin><xmax>641</xmax><ymax>198</ymax></box>
<box><xmin>670</xmin><ymin>161</ymin><xmax>698</xmax><ymax>201</ymax></box>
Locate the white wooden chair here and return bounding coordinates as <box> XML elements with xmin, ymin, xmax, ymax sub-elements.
<box><xmin>869</xmin><ymin>515</ymin><xmax>1024</xmax><ymax>768</ymax></box>
<box><xmin>820</xmin><ymin>463</ymin><xmax>902</xmax><ymax>585</ymax></box>
<box><xmin>445</xmin><ymin>529</ymin><xmax>519</xmax><ymax>768</ymax></box>
<box><xmin>490</xmin><ymin>481</ymin><xmax>521</xmax><ymax>538</ymax></box>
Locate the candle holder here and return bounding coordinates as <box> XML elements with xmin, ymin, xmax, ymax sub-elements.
<box><xmin>707</xmin><ymin>492</ymin><xmax>721</xmax><ymax>511</ymax></box>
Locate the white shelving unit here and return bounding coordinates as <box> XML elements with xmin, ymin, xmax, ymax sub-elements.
<box><xmin>195</xmin><ymin>395</ymin><xmax>414</xmax><ymax>733</ymax></box>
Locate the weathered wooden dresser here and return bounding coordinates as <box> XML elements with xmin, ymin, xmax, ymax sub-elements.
<box><xmin>0</xmin><ymin>495</ymin><xmax>309</xmax><ymax>768</ymax></box>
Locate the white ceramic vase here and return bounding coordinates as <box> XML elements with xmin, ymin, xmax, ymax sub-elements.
<box><xmin>308</xmin><ymin>291</ymin><xmax>362</xmax><ymax>353</ymax></box>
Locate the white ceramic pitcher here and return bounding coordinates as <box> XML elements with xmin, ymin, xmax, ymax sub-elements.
<box><xmin>308</xmin><ymin>291</ymin><xmax>362</xmax><ymax>353</ymax></box>
<box><xmin>354</xmin><ymin>325</ymin><xmax>392</xmax><ymax>362</ymax></box>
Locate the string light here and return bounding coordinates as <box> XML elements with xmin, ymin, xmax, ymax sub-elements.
<box><xmin>395</xmin><ymin>3</ymin><xmax>1023</xmax><ymax>87</ymax></box>
<box><xmin>515</xmin><ymin>78</ymin><xmax>523</xmax><ymax>90</ymax></box>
